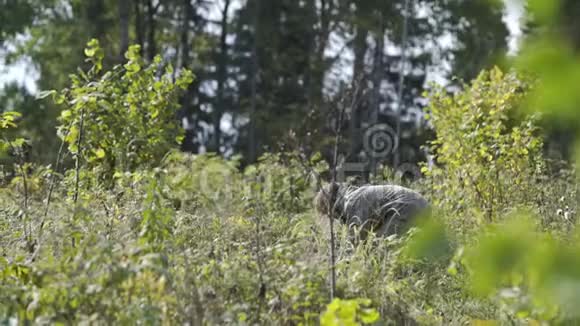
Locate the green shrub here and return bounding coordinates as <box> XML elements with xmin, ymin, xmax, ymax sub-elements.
<box><xmin>0</xmin><ymin>111</ymin><xmax>27</xmax><ymax>181</ymax></box>
<box><xmin>425</xmin><ymin>68</ymin><xmax>544</xmax><ymax>231</ymax></box>
<box><xmin>53</xmin><ymin>39</ymin><xmax>193</xmax><ymax>184</ymax></box>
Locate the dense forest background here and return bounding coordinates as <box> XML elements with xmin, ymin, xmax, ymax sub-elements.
<box><xmin>1</xmin><ymin>0</ymin><xmax>513</xmax><ymax>170</ymax></box>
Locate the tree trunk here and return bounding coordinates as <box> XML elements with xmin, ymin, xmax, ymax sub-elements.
<box><xmin>146</xmin><ymin>0</ymin><xmax>157</xmax><ymax>61</ymax></box>
<box><xmin>394</xmin><ymin>0</ymin><xmax>412</xmax><ymax>168</ymax></box>
<box><xmin>179</xmin><ymin>0</ymin><xmax>196</xmax><ymax>153</ymax></box>
<box><xmin>134</xmin><ymin>0</ymin><xmax>144</xmax><ymax>54</ymax></box>
<box><xmin>306</xmin><ymin>0</ymin><xmax>330</xmax><ymax>107</ymax></box>
<box><xmin>369</xmin><ymin>11</ymin><xmax>385</xmax><ymax>177</ymax></box>
<box><xmin>248</xmin><ymin>0</ymin><xmax>260</xmax><ymax>163</ymax></box>
<box><xmin>211</xmin><ymin>0</ymin><xmax>231</xmax><ymax>154</ymax></box>
<box><xmin>119</xmin><ymin>0</ymin><xmax>130</xmax><ymax>60</ymax></box>
<box><xmin>349</xmin><ymin>2</ymin><xmax>370</xmax><ymax>159</ymax></box>
<box><xmin>310</xmin><ymin>0</ymin><xmax>334</xmax><ymax>104</ymax></box>
<box><xmin>180</xmin><ymin>0</ymin><xmax>193</xmax><ymax>71</ymax></box>
<box><xmin>86</xmin><ymin>0</ymin><xmax>106</xmax><ymax>39</ymax></box>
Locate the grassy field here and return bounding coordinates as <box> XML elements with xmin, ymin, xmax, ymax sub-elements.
<box><xmin>1</xmin><ymin>47</ymin><xmax>579</xmax><ymax>325</ymax></box>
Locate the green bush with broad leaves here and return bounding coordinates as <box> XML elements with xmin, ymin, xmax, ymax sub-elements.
<box><xmin>405</xmin><ymin>2</ymin><xmax>580</xmax><ymax>322</ymax></box>
<box><xmin>462</xmin><ymin>214</ymin><xmax>580</xmax><ymax>323</ymax></box>
<box><xmin>0</xmin><ymin>111</ymin><xmax>23</xmax><ymax>150</ymax></box>
<box><xmin>0</xmin><ymin>111</ymin><xmax>27</xmax><ymax>176</ymax></box>
<box><xmin>48</xmin><ymin>39</ymin><xmax>193</xmax><ymax>184</ymax></box>
<box><xmin>424</xmin><ymin>68</ymin><xmax>544</xmax><ymax>231</ymax></box>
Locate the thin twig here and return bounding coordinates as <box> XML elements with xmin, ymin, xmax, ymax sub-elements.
<box><xmin>41</xmin><ymin>123</ymin><xmax>71</xmax><ymax>229</ymax></box>
<box><xmin>327</xmin><ymin>83</ymin><xmax>362</xmax><ymax>299</ymax></box>
<box><xmin>71</xmin><ymin>106</ymin><xmax>86</xmax><ymax>248</ymax></box>
<box><xmin>394</xmin><ymin>0</ymin><xmax>413</xmax><ymax>168</ymax></box>
<box><xmin>5</xmin><ymin>139</ymin><xmax>29</xmax><ymax>212</ymax></box>
<box><xmin>73</xmin><ymin>107</ymin><xmax>86</xmax><ymax>204</ymax></box>
<box><xmin>25</xmin><ymin>123</ymin><xmax>73</xmax><ymax>263</ymax></box>
<box><xmin>251</xmin><ymin>164</ymin><xmax>267</xmax><ymax>324</ymax></box>
<box><xmin>5</xmin><ymin>138</ymin><xmax>30</xmax><ymax>246</ymax></box>
<box><xmin>254</xmin><ymin>211</ymin><xmax>266</xmax><ymax>323</ymax></box>
<box><xmin>285</xmin><ymin>81</ymin><xmax>362</xmax><ymax>300</ymax></box>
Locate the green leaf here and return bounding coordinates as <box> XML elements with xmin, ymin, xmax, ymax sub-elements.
<box><xmin>360</xmin><ymin>309</ymin><xmax>380</xmax><ymax>324</ymax></box>
<box><xmin>84</xmin><ymin>47</ymin><xmax>96</xmax><ymax>58</ymax></box>
<box><xmin>94</xmin><ymin>148</ymin><xmax>106</xmax><ymax>159</ymax></box>
<box><xmin>60</xmin><ymin>110</ymin><xmax>72</xmax><ymax>119</ymax></box>
<box><xmin>2</xmin><ymin>111</ymin><xmax>22</xmax><ymax>120</ymax></box>
<box><xmin>35</xmin><ymin>90</ymin><xmax>57</xmax><ymax>100</ymax></box>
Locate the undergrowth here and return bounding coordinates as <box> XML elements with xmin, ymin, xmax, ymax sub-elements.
<box><xmin>1</xmin><ymin>40</ymin><xmax>579</xmax><ymax>325</ymax></box>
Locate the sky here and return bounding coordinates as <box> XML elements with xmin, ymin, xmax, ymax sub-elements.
<box><xmin>0</xmin><ymin>47</ymin><xmax>39</xmax><ymax>93</ymax></box>
<box><xmin>504</xmin><ymin>0</ymin><xmax>525</xmax><ymax>54</ymax></box>
<box><xmin>0</xmin><ymin>0</ymin><xmax>525</xmax><ymax>95</ymax></box>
